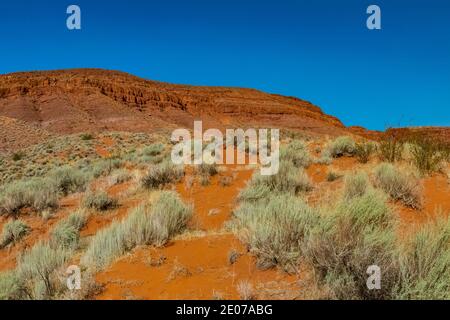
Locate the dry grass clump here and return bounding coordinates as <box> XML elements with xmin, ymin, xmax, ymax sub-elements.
<box><xmin>0</xmin><ymin>219</ymin><xmax>30</xmax><ymax>248</ymax></box>
<box><xmin>50</xmin><ymin>210</ymin><xmax>88</xmax><ymax>249</ymax></box>
<box><xmin>48</xmin><ymin>166</ymin><xmax>90</xmax><ymax>196</ymax></box>
<box><xmin>108</xmin><ymin>169</ymin><xmax>133</xmax><ymax>185</ymax></box>
<box><xmin>249</xmin><ymin>161</ymin><xmax>312</xmax><ymax>195</ymax></box>
<box><xmin>343</xmin><ymin>172</ymin><xmax>369</xmax><ymax>200</ymax></box>
<box><xmin>236</xmin><ymin>280</ymin><xmax>255</xmax><ymax>300</ymax></box>
<box><xmin>280</xmin><ymin>140</ymin><xmax>311</xmax><ymax>168</ymax></box>
<box><xmin>326</xmin><ymin>170</ymin><xmax>342</xmax><ymax>182</ymax></box>
<box><xmin>395</xmin><ymin>217</ymin><xmax>450</xmax><ymax>299</ymax></box>
<box><xmin>141</xmin><ymin>161</ymin><xmax>184</xmax><ymax>189</ymax></box>
<box><xmin>231</xmin><ymin>193</ymin><xmax>318</xmax><ymax>272</ymax></box>
<box><xmin>82</xmin><ymin>190</ymin><xmax>118</xmax><ymax>211</ymax></box>
<box><xmin>379</xmin><ymin>135</ymin><xmax>403</xmax><ymax>163</ymax></box>
<box><xmin>305</xmin><ymin>190</ymin><xmax>399</xmax><ymax>299</ymax></box>
<box><xmin>408</xmin><ymin>136</ymin><xmax>449</xmax><ymax>174</ymax></box>
<box><xmin>0</xmin><ymin>178</ymin><xmax>59</xmax><ymax>215</ymax></box>
<box><xmin>373</xmin><ymin>163</ymin><xmax>422</xmax><ymax>209</ymax></box>
<box><xmin>355</xmin><ymin>141</ymin><xmax>377</xmax><ymax>163</ymax></box>
<box><xmin>324</xmin><ymin>136</ymin><xmax>356</xmax><ymax>158</ymax></box>
<box><xmin>81</xmin><ymin>191</ymin><xmax>192</xmax><ymax>270</ymax></box>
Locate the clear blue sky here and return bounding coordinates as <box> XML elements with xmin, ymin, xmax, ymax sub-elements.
<box><xmin>0</xmin><ymin>0</ymin><xmax>449</xmax><ymax>130</ymax></box>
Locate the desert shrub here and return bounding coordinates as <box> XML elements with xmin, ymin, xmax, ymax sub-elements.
<box><xmin>82</xmin><ymin>191</ymin><xmax>118</xmax><ymax>211</ymax></box>
<box><xmin>48</xmin><ymin>166</ymin><xmax>90</xmax><ymax>196</ymax></box>
<box><xmin>232</xmin><ymin>193</ymin><xmax>319</xmax><ymax>272</ymax></box>
<box><xmin>343</xmin><ymin>172</ymin><xmax>369</xmax><ymax>200</ymax></box>
<box><xmin>0</xmin><ymin>219</ymin><xmax>30</xmax><ymax>248</ymax></box>
<box><xmin>50</xmin><ymin>210</ymin><xmax>88</xmax><ymax>248</ymax></box>
<box><xmin>394</xmin><ymin>217</ymin><xmax>450</xmax><ymax>299</ymax></box>
<box><xmin>238</xmin><ymin>184</ymin><xmax>272</xmax><ymax>202</ymax></box>
<box><xmin>305</xmin><ymin>190</ymin><xmax>400</xmax><ymax>299</ymax></box>
<box><xmin>408</xmin><ymin>136</ymin><xmax>449</xmax><ymax>174</ymax></box>
<box><xmin>325</xmin><ymin>136</ymin><xmax>356</xmax><ymax>158</ymax></box>
<box><xmin>142</xmin><ymin>143</ymin><xmax>165</xmax><ymax>156</ymax></box>
<box><xmin>355</xmin><ymin>141</ymin><xmax>377</xmax><ymax>163</ymax></box>
<box><xmin>82</xmin><ymin>191</ymin><xmax>192</xmax><ymax>270</ymax></box>
<box><xmin>108</xmin><ymin>169</ymin><xmax>132</xmax><ymax>185</ymax></box>
<box><xmin>374</xmin><ymin>163</ymin><xmax>422</xmax><ymax>209</ymax></box>
<box><xmin>379</xmin><ymin>136</ymin><xmax>403</xmax><ymax>162</ymax></box>
<box><xmin>315</xmin><ymin>154</ymin><xmax>333</xmax><ymax>165</ymax></box>
<box><xmin>196</xmin><ymin>163</ymin><xmax>218</xmax><ymax>177</ymax></box>
<box><xmin>250</xmin><ymin>162</ymin><xmax>312</xmax><ymax>194</ymax></box>
<box><xmin>141</xmin><ymin>161</ymin><xmax>184</xmax><ymax>189</ymax></box>
<box><xmin>280</xmin><ymin>140</ymin><xmax>311</xmax><ymax>168</ymax></box>
<box><xmin>0</xmin><ymin>272</ymin><xmax>26</xmax><ymax>300</ymax></box>
<box><xmin>17</xmin><ymin>242</ymin><xmax>70</xmax><ymax>298</ymax></box>
<box><xmin>0</xmin><ymin>178</ymin><xmax>59</xmax><ymax>214</ymax></box>
<box><xmin>326</xmin><ymin>171</ymin><xmax>341</xmax><ymax>182</ymax></box>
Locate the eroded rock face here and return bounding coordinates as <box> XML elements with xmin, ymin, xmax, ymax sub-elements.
<box><xmin>0</xmin><ymin>69</ymin><xmax>346</xmax><ymax>135</ymax></box>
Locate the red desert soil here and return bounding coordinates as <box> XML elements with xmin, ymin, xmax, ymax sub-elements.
<box><xmin>0</xmin><ymin>195</ymin><xmax>80</xmax><ymax>272</ymax></box>
<box><xmin>95</xmin><ymin>165</ymin><xmax>301</xmax><ymax>300</ymax></box>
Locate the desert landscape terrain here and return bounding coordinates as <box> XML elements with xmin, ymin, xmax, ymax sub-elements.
<box><xmin>0</xmin><ymin>69</ymin><xmax>449</xmax><ymax>300</ymax></box>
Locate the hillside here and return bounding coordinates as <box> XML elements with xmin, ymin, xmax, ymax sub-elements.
<box><xmin>0</xmin><ymin>69</ymin><xmax>346</xmax><ymax>138</ymax></box>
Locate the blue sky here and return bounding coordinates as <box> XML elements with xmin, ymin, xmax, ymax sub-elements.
<box><xmin>0</xmin><ymin>0</ymin><xmax>449</xmax><ymax>130</ymax></box>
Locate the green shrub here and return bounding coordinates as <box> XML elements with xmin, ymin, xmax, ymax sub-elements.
<box><xmin>0</xmin><ymin>219</ymin><xmax>30</xmax><ymax>248</ymax></box>
<box><xmin>82</xmin><ymin>191</ymin><xmax>192</xmax><ymax>270</ymax></box>
<box><xmin>12</xmin><ymin>152</ymin><xmax>25</xmax><ymax>162</ymax></box>
<box><xmin>80</xmin><ymin>133</ymin><xmax>94</xmax><ymax>141</ymax></box>
<box><xmin>82</xmin><ymin>191</ymin><xmax>118</xmax><ymax>211</ymax></box>
<box><xmin>49</xmin><ymin>166</ymin><xmax>90</xmax><ymax>196</ymax></box>
<box><xmin>108</xmin><ymin>169</ymin><xmax>132</xmax><ymax>185</ymax></box>
<box><xmin>395</xmin><ymin>217</ymin><xmax>450</xmax><ymax>299</ymax></box>
<box><xmin>305</xmin><ymin>190</ymin><xmax>399</xmax><ymax>299</ymax></box>
<box><xmin>141</xmin><ymin>161</ymin><xmax>184</xmax><ymax>189</ymax></box>
<box><xmin>17</xmin><ymin>242</ymin><xmax>70</xmax><ymax>298</ymax></box>
<box><xmin>409</xmin><ymin>136</ymin><xmax>449</xmax><ymax>174</ymax></box>
<box><xmin>374</xmin><ymin>163</ymin><xmax>422</xmax><ymax>209</ymax></box>
<box><xmin>142</xmin><ymin>143</ymin><xmax>165</xmax><ymax>156</ymax></box>
<box><xmin>250</xmin><ymin>162</ymin><xmax>312</xmax><ymax>194</ymax></box>
<box><xmin>355</xmin><ymin>142</ymin><xmax>377</xmax><ymax>163</ymax></box>
<box><xmin>0</xmin><ymin>178</ymin><xmax>59</xmax><ymax>214</ymax></box>
<box><xmin>379</xmin><ymin>136</ymin><xmax>403</xmax><ymax>162</ymax></box>
<box><xmin>232</xmin><ymin>193</ymin><xmax>318</xmax><ymax>272</ymax></box>
<box><xmin>280</xmin><ymin>140</ymin><xmax>311</xmax><ymax>168</ymax></box>
<box><xmin>51</xmin><ymin>210</ymin><xmax>88</xmax><ymax>248</ymax></box>
<box><xmin>325</xmin><ymin>136</ymin><xmax>356</xmax><ymax>158</ymax></box>
<box><xmin>343</xmin><ymin>172</ymin><xmax>369</xmax><ymax>200</ymax></box>
<box><xmin>0</xmin><ymin>272</ymin><xmax>25</xmax><ymax>300</ymax></box>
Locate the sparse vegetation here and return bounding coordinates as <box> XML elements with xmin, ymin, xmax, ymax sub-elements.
<box><xmin>141</xmin><ymin>161</ymin><xmax>184</xmax><ymax>189</ymax></box>
<box><xmin>325</xmin><ymin>136</ymin><xmax>356</xmax><ymax>158</ymax></box>
<box><xmin>326</xmin><ymin>170</ymin><xmax>341</xmax><ymax>182</ymax></box>
<box><xmin>0</xmin><ymin>219</ymin><xmax>30</xmax><ymax>248</ymax></box>
<box><xmin>343</xmin><ymin>172</ymin><xmax>369</xmax><ymax>200</ymax></box>
<box><xmin>82</xmin><ymin>190</ymin><xmax>118</xmax><ymax>211</ymax></box>
<box><xmin>231</xmin><ymin>193</ymin><xmax>318</xmax><ymax>272</ymax></box>
<box><xmin>374</xmin><ymin>163</ymin><xmax>422</xmax><ymax>209</ymax></box>
<box><xmin>355</xmin><ymin>141</ymin><xmax>377</xmax><ymax>163</ymax></box>
<box><xmin>50</xmin><ymin>210</ymin><xmax>88</xmax><ymax>248</ymax></box>
<box><xmin>82</xmin><ymin>191</ymin><xmax>192</xmax><ymax>270</ymax></box>
<box><xmin>280</xmin><ymin>140</ymin><xmax>311</xmax><ymax>168</ymax></box>
<box><xmin>408</xmin><ymin>136</ymin><xmax>449</xmax><ymax>174</ymax></box>
<box><xmin>379</xmin><ymin>134</ymin><xmax>403</xmax><ymax>162</ymax></box>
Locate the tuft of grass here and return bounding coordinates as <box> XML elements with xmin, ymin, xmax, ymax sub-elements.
<box><xmin>325</xmin><ymin>136</ymin><xmax>356</xmax><ymax>158</ymax></box>
<box><xmin>0</xmin><ymin>219</ymin><xmax>30</xmax><ymax>248</ymax></box>
<box><xmin>355</xmin><ymin>141</ymin><xmax>377</xmax><ymax>164</ymax></box>
<box><xmin>141</xmin><ymin>161</ymin><xmax>184</xmax><ymax>189</ymax></box>
<box><xmin>108</xmin><ymin>169</ymin><xmax>132</xmax><ymax>185</ymax></box>
<box><xmin>50</xmin><ymin>210</ymin><xmax>88</xmax><ymax>249</ymax></box>
<box><xmin>142</xmin><ymin>143</ymin><xmax>165</xmax><ymax>157</ymax></box>
<box><xmin>82</xmin><ymin>191</ymin><xmax>118</xmax><ymax>211</ymax></box>
<box><xmin>395</xmin><ymin>217</ymin><xmax>450</xmax><ymax>299</ymax></box>
<box><xmin>408</xmin><ymin>136</ymin><xmax>449</xmax><ymax>174</ymax></box>
<box><xmin>374</xmin><ymin>163</ymin><xmax>422</xmax><ymax>209</ymax></box>
<box><xmin>82</xmin><ymin>191</ymin><xmax>192</xmax><ymax>270</ymax></box>
<box><xmin>236</xmin><ymin>281</ymin><xmax>255</xmax><ymax>300</ymax></box>
<box><xmin>249</xmin><ymin>161</ymin><xmax>312</xmax><ymax>195</ymax></box>
<box><xmin>379</xmin><ymin>135</ymin><xmax>403</xmax><ymax>163</ymax></box>
<box><xmin>305</xmin><ymin>190</ymin><xmax>399</xmax><ymax>299</ymax></box>
<box><xmin>0</xmin><ymin>178</ymin><xmax>59</xmax><ymax>214</ymax></box>
<box><xmin>280</xmin><ymin>140</ymin><xmax>311</xmax><ymax>168</ymax></box>
<box><xmin>343</xmin><ymin>172</ymin><xmax>369</xmax><ymax>200</ymax></box>
<box><xmin>17</xmin><ymin>242</ymin><xmax>70</xmax><ymax>299</ymax></box>
<box><xmin>231</xmin><ymin>193</ymin><xmax>318</xmax><ymax>272</ymax></box>
<box><xmin>48</xmin><ymin>166</ymin><xmax>90</xmax><ymax>196</ymax></box>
